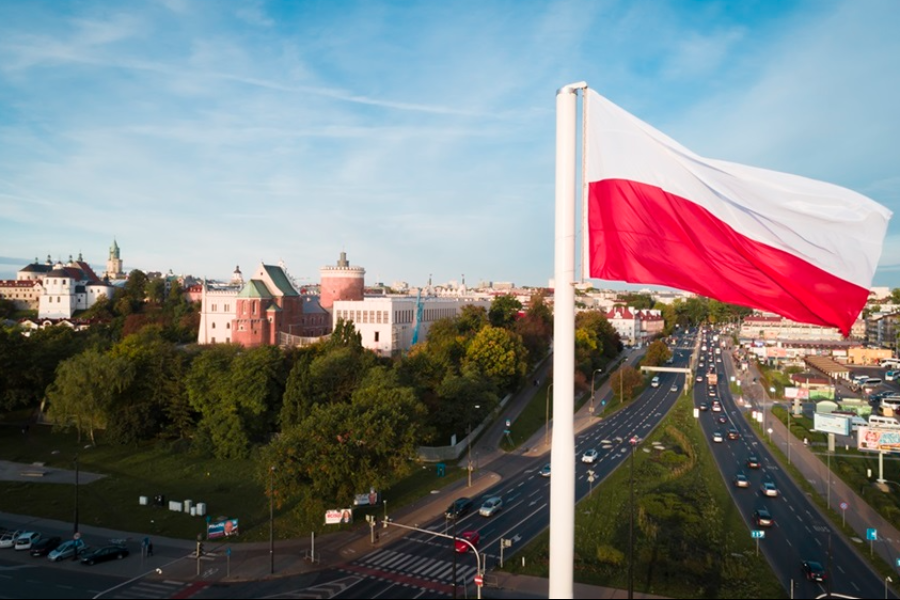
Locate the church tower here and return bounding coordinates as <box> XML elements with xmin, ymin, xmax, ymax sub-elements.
<box><xmin>105</xmin><ymin>239</ymin><xmax>125</xmax><ymax>280</ymax></box>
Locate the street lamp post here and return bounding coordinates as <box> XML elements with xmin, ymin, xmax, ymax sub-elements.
<box><xmin>269</xmin><ymin>465</ymin><xmax>275</xmax><ymax>574</ymax></box>
<box><xmin>628</xmin><ymin>435</ymin><xmax>639</xmax><ymax>600</ymax></box>
<box><xmin>467</xmin><ymin>405</ymin><xmax>480</xmax><ymax>487</ymax></box>
<box><xmin>545</xmin><ymin>383</ymin><xmax>554</xmax><ymax>446</ymax></box>
<box><xmin>590</xmin><ymin>368</ymin><xmax>603</xmax><ymax>415</ymax></box>
<box><xmin>73</xmin><ymin>454</ymin><xmax>79</xmax><ymax>535</ymax></box>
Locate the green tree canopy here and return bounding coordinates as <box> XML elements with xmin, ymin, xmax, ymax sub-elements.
<box><xmin>488</xmin><ymin>295</ymin><xmax>522</xmax><ymax>329</ymax></box>
<box><xmin>462</xmin><ymin>325</ymin><xmax>528</xmax><ymax>391</ymax></box>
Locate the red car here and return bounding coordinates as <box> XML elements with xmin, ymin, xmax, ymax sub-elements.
<box><xmin>455</xmin><ymin>530</ymin><xmax>480</xmax><ymax>553</ymax></box>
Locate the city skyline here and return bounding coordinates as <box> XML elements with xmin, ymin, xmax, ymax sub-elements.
<box><xmin>1</xmin><ymin>0</ymin><xmax>898</xmax><ymax>288</ymax></box>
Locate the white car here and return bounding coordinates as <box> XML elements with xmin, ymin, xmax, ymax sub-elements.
<box><xmin>0</xmin><ymin>532</ymin><xmax>18</xmax><ymax>549</ymax></box>
<box><xmin>761</xmin><ymin>482</ymin><xmax>779</xmax><ymax>497</ymax></box>
<box><xmin>581</xmin><ymin>448</ymin><xmax>599</xmax><ymax>464</ymax></box>
<box><xmin>14</xmin><ymin>532</ymin><xmax>41</xmax><ymax>551</ymax></box>
<box><xmin>712</xmin><ymin>431</ymin><xmax>724</xmax><ymax>443</ymax></box>
<box><xmin>479</xmin><ymin>496</ymin><xmax>503</xmax><ymax>517</ymax></box>
<box><xmin>670</xmin><ymin>384</ymin><xmax>678</xmax><ymax>393</ymax></box>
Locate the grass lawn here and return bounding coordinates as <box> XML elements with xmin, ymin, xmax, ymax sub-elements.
<box><xmin>0</xmin><ymin>424</ymin><xmax>467</xmax><ymax>542</ymax></box>
<box><xmin>502</xmin><ymin>393</ymin><xmax>787</xmax><ymax>599</ymax></box>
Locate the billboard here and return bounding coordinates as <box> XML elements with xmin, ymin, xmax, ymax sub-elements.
<box><xmin>858</xmin><ymin>427</ymin><xmax>900</xmax><ymax>454</ymax></box>
<box><xmin>813</xmin><ymin>412</ymin><xmax>850</xmax><ymax>436</ymax></box>
<box><xmin>207</xmin><ymin>518</ymin><xmax>239</xmax><ymax>539</ymax></box>
<box><xmin>325</xmin><ymin>508</ymin><xmax>354</xmax><ymax>525</ymax></box>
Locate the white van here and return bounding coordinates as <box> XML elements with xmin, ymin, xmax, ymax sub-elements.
<box><xmin>651</xmin><ymin>376</ymin><xmax>660</xmax><ymax>388</ymax></box>
<box><xmin>879</xmin><ymin>358</ymin><xmax>900</xmax><ymax>369</ymax></box>
<box><xmin>868</xmin><ymin>415</ymin><xmax>900</xmax><ymax>429</ymax></box>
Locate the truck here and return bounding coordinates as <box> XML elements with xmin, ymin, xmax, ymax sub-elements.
<box><xmin>707</xmin><ymin>372</ymin><xmax>718</xmax><ymax>386</ymax></box>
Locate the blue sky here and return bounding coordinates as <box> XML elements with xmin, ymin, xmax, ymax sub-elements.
<box><xmin>0</xmin><ymin>0</ymin><xmax>898</xmax><ymax>290</ymax></box>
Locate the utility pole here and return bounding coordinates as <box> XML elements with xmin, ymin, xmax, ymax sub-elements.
<box><xmin>73</xmin><ymin>454</ymin><xmax>79</xmax><ymax>535</ymax></box>
<box><xmin>269</xmin><ymin>465</ymin><xmax>276</xmax><ymax>574</ymax></box>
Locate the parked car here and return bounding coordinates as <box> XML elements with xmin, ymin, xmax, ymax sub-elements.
<box><xmin>80</xmin><ymin>545</ymin><xmax>129</xmax><ymax>566</ymax></box>
<box><xmin>454</xmin><ymin>530</ymin><xmax>480</xmax><ymax>553</ymax></box>
<box><xmin>48</xmin><ymin>538</ymin><xmax>87</xmax><ymax>562</ymax></box>
<box><xmin>761</xmin><ymin>482</ymin><xmax>779</xmax><ymax>497</ymax></box>
<box><xmin>14</xmin><ymin>532</ymin><xmax>41</xmax><ymax>551</ymax></box>
<box><xmin>754</xmin><ymin>508</ymin><xmax>774</xmax><ymax>527</ymax></box>
<box><xmin>479</xmin><ymin>497</ymin><xmax>503</xmax><ymax>518</ymax></box>
<box><xmin>581</xmin><ymin>449</ymin><xmax>599</xmax><ymax>464</ymax></box>
<box><xmin>801</xmin><ymin>560</ymin><xmax>826</xmax><ymax>582</ymax></box>
<box><xmin>0</xmin><ymin>531</ymin><xmax>21</xmax><ymax>549</ymax></box>
<box><xmin>444</xmin><ymin>497</ymin><xmax>474</xmax><ymax>520</ymax></box>
<box><xmin>29</xmin><ymin>536</ymin><xmax>62</xmax><ymax>557</ymax></box>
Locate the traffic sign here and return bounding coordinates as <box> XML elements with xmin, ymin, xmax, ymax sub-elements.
<box><xmin>867</xmin><ymin>528</ymin><xmax>878</xmax><ymax>540</ymax></box>
<box><xmin>751</xmin><ymin>530</ymin><xmax>765</xmax><ymax>539</ymax></box>
<box><xmin>474</xmin><ymin>574</ymin><xmax>484</xmax><ymax>587</ymax></box>
<box><xmin>840</xmin><ymin>501</ymin><xmax>848</xmax><ymax>510</ymax></box>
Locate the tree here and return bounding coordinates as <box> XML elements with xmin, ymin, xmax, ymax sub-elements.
<box><xmin>488</xmin><ymin>295</ymin><xmax>522</xmax><ymax>329</ymax></box>
<box><xmin>260</xmin><ymin>368</ymin><xmax>426</xmax><ymax>504</ymax></box>
<box><xmin>431</xmin><ymin>373</ymin><xmax>499</xmax><ymax>442</ymax></box>
<box><xmin>328</xmin><ymin>318</ymin><xmax>363</xmax><ymax>350</ymax></box>
<box><xmin>609</xmin><ymin>365</ymin><xmax>644</xmax><ymax>404</ymax></box>
<box><xmin>642</xmin><ymin>340</ymin><xmax>672</xmax><ymax>367</ymax></box>
<box><xmin>45</xmin><ymin>348</ymin><xmax>135</xmax><ymax>444</ymax></box>
<box><xmin>462</xmin><ymin>325</ymin><xmax>528</xmax><ymax>392</ymax></box>
<box><xmin>146</xmin><ymin>277</ymin><xmax>166</xmax><ymax>305</ymax></box>
<box><xmin>892</xmin><ymin>288</ymin><xmax>900</xmax><ymax>304</ymax></box>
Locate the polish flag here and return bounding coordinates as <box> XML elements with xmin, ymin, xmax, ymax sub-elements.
<box><xmin>584</xmin><ymin>89</ymin><xmax>892</xmax><ymax>336</ymax></box>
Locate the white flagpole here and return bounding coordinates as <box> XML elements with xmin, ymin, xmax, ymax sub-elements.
<box><xmin>550</xmin><ymin>81</ymin><xmax>585</xmax><ymax>600</ymax></box>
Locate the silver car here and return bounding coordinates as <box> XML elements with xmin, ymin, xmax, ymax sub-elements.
<box><xmin>479</xmin><ymin>496</ymin><xmax>503</xmax><ymax>517</ymax></box>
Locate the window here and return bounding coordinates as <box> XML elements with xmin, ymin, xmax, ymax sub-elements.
<box><xmin>374</xmin><ymin>331</ymin><xmax>380</xmax><ymax>342</ymax></box>
<box><xmin>226</xmin><ymin>323</ymin><xmax>230</xmax><ymax>329</ymax></box>
<box><xmin>211</xmin><ymin>322</ymin><xmax>216</xmax><ymax>329</ymax></box>
<box><xmin>224</xmin><ymin>304</ymin><xmax>230</xmax><ymax>312</ymax></box>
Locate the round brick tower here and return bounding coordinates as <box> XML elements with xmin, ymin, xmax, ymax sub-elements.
<box><xmin>319</xmin><ymin>251</ymin><xmax>365</xmax><ymax>309</ymax></box>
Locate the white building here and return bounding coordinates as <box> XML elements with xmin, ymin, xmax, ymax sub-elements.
<box><xmin>37</xmin><ymin>255</ymin><xmax>114</xmax><ymax>319</ymax></box>
<box><xmin>332</xmin><ymin>296</ymin><xmax>492</xmax><ymax>356</ymax></box>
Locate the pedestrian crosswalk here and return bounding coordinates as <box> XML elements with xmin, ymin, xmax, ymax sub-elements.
<box><xmin>351</xmin><ymin>549</ymin><xmax>479</xmax><ymax>585</ymax></box>
<box><xmin>110</xmin><ymin>579</ymin><xmax>207</xmax><ymax>599</ymax></box>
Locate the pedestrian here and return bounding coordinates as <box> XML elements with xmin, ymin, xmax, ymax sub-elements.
<box><xmin>147</xmin><ymin>542</ymin><xmax>154</xmax><ymax>556</ymax></box>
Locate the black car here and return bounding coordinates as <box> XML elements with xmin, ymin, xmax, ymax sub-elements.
<box><xmin>80</xmin><ymin>545</ymin><xmax>129</xmax><ymax>566</ymax></box>
<box><xmin>727</xmin><ymin>427</ymin><xmax>740</xmax><ymax>440</ymax></box>
<box><xmin>444</xmin><ymin>497</ymin><xmax>473</xmax><ymax>520</ymax></box>
<box><xmin>29</xmin><ymin>536</ymin><xmax>62</xmax><ymax>557</ymax></box>
<box><xmin>801</xmin><ymin>560</ymin><xmax>826</xmax><ymax>582</ymax></box>
<box><xmin>747</xmin><ymin>455</ymin><xmax>761</xmax><ymax>469</ymax></box>
<box><xmin>754</xmin><ymin>508</ymin><xmax>774</xmax><ymax>527</ymax></box>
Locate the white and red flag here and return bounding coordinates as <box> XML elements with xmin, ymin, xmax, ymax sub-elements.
<box><xmin>583</xmin><ymin>89</ymin><xmax>892</xmax><ymax>336</ymax></box>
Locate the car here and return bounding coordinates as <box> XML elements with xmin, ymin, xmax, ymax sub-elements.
<box><xmin>14</xmin><ymin>532</ymin><xmax>41</xmax><ymax>551</ymax></box>
<box><xmin>455</xmin><ymin>530</ymin><xmax>480</xmax><ymax>553</ymax></box>
<box><xmin>746</xmin><ymin>455</ymin><xmax>761</xmax><ymax>469</ymax></box>
<box><xmin>670</xmin><ymin>384</ymin><xmax>678</xmax><ymax>393</ymax></box>
<box><xmin>696</xmin><ymin>375</ymin><xmax>704</xmax><ymax>382</ymax></box>
<box><xmin>581</xmin><ymin>449</ymin><xmax>599</xmax><ymax>464</ymax></box>
<box><xmin>479</xmin><ymin>497</ymin><xmax>503</xmax><ymax>517</ymax></box>
<box><xmin>712</xmin><ymin>431</ymin><xmax>724</xmax><ymax>443</ymax></box>
<box><xmin>727</xmin><ymin>427</ymin><xmax>740</xmax><ymax>440</ymax></box>
<box><xmin>717</xmin><ymin>415</ymin><xmax>728</xmax><ymax>424</ymax></box>
<box><xmin>540</xmin><ymin>463</ymin><xmax>552</xmax><ymax>477</ymax></box>
<box><xmin>754</xmin><ymin>508</ymin><xmax>774</xmax><ymax>527</ymax></box>
<box><xmin>801</xmin><ymin>560</ymin><xmax>826</xmax><ymax>582</ymax></box>
<box><xmin>711</xmin><ymin>402</ymin><xmax>722</xmax><ymax>412</ymax></box>
<box><xmin>48</xmin><ymin>538</ymin><xmax>87</xmax><ymax>562</ymax></box>
<box><xmin>761</xmin><ymin>482</ymin><xmax>779</xmax><ymax>497</ymax></box>
<box><xmin>80</xmin><ymin>545</ymin><xmax>129</xmax><ymax>566</ymax></box>
<box><xmin>699</xmin><ymin>402</ymin><xmax>709</xmax><ymax>411</ymax></box>
<box><xmin>444</xmin><ymin>497</ymin><xmax>474</xmax><ymax>520</ymax></box>
<box><xmin>733</xmin><ymin>473</ymin><xmax>750</xmax><ymax>488</ymax></box>
<box><xmin>708</xmin><ymin>388</ymin><xmax>717</xmax><ymax>397</ymax></box>
<box><xmin>0</xmin><ymin>531</ymin><xmax>20</xmax><ymax>549</ymax></box>
<box><xmin>29</xmin><ymin>536</ymin><xmax>62</xmax><ymax>557</ymax></box>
